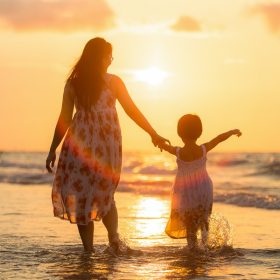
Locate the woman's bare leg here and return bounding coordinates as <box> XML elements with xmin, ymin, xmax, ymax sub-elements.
<box><xmin>102</xmin><ymin>204</ymin><xmax>119</xmax><ymax>249</ymax></box>
<box><xmin>77</xmin><ymin>221</ymin><xmax>94</xmax><ymax>252</ymax></box>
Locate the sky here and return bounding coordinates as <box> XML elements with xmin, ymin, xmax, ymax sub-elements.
<box><xmin>1</xmin><ymin>0</ymin><xmax>280</xmax><ymax>152</ymax></box>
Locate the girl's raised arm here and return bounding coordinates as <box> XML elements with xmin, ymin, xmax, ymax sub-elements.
<box><xmin>115</xmin><ymin>75</ymin><xmax>170</xmax><ymax>147</ymax></box>
<box><xmin>204</xmin><ymin>129</ymin><xmax>242</xmax><ymax>153</ymax></box>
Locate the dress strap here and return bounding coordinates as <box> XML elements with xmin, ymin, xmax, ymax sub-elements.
<box><xmin>103</xmin><ymin>74</ymin><xmax>113</xmax><ymax>91</ymax></box>
<box><xmin>176</xmin><ymin>147</ymin><xmax>180</xmax><ymax>160</ymax></box>
<box><xmin>201</xmin><ymin>144</ymin><xmax>206</xmax><ymax>157</ymax></box>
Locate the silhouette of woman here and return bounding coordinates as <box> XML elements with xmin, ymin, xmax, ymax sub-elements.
<box><xmin>46</xmin><ymin>37</ymin><xmax>169</xmax><ymax>252</ymax></box>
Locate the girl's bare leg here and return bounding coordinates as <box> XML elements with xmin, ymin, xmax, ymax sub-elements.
<box><xmin>102</xmin><ymin>203</ymin><xmax>119</xmax><ymax>250</ymax></box>
<box><xmin>201</xmin><ymin>220</ymin><xmax>209</xmax><ymax>246</ymax></box>
<box><xmin>77</xmin><ymin>221</ymin><xmax>94</xmax><ymax>252</ymax></box>
<box><xmin>187</xmin><ymin>222</ymin><xmax>198</xmax><ymax>250</ymax></box>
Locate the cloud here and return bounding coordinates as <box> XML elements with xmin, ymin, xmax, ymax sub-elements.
<box><xmin>170</xmin><ymin>15</ymin><xmax>202</xmax><ymax>32</ymax></box>
<box><xmin>0</xmin><ymin>0</ymin><xmax>116</xmax><ymax>32</ymax></box>
<box><xmin>247</xmin><ymin>3</ymin><xmax>280</xmax><ymax>34</ymax></box>
<box><xmin>112</xmin><ymin>19</ymin><xmax>219</xmax><ymax>38</ymax></box>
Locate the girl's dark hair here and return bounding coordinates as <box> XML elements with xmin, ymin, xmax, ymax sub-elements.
<box><xmin>67</xmin><ymin>37</ymin><xmax>112</xmax><ymax>112</ymax></box>
<box><xmin>177</xmin><ymin>114</ymin><xmax>202</xmax><ymax>140</ymax></box>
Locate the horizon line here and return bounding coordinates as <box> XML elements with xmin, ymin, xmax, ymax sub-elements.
<box><xmin>1</xmin><ymin>149</ymin><xmax>280</xmax><ymax>154</ymax></box>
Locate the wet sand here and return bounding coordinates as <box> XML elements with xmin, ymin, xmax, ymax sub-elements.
<box><xmin>1</xmin><ymin>183</ymin><xmax>280</xmax><ymax>279</ymax></box>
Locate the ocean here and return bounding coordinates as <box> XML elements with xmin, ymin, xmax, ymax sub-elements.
<box><xmin>1</xmin><ymin>151</ymin><xmax>280</xmax><ymax>279</ymax></box>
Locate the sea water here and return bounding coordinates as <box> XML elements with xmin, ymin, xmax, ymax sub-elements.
<box><xmin>0</xmin><ymin>151</ymin><xmax>280</xmax><ymax>279</ymax></box>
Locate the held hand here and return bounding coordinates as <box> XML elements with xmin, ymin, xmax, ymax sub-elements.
<box><xmin>232</xmin><ymin>129</ymin><xmax>242</xmax><ymax>137</ymax></box>
<box><xmin>46</xmin><ymin>150</ymin><xmax>56</xmax><ymax>173</ymax></box>
<box><xmin>157</xmin><ymin>141</ymin><xmax>169</xmax><ymax>152</ymax></box>
<box><xmin>157</xmin><ymin>141</ymin><xmax>165</xmax><ymax>149</ymax></box>
<box><xmin>151</xmin><ymin>133</ymin><xmax>171</xmax><ymax>151</ymax></box>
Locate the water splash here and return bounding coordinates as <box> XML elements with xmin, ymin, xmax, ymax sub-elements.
<box><xmin>184</xmin><ymin>212</ymin><xmax>235</xmax><ymax>255</ymax></box>
<box><xmin>102</xmin><ymin>234</ymin><xmax>133</xmax><ymax>256</ymax></box>
<box><xmin>207</xmin><ymin>212</ymin><xmax>235</xmax><ymax>250</ymax></box>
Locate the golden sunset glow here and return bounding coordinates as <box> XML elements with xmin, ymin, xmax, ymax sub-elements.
<box><xmin>0</xmin><ymin>0</ymin><xmax>280</xmax><ymax>152</ymax></box>
<box><xmin>1</xmin><ymin>2</ymin><xmax>280</xmax><ymax>280</ymax></box>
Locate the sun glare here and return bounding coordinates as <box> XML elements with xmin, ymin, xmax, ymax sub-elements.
<box><xmin>136</xmin><ymin>198</ymin><xmax>165</xmax><ymax>218</ymax></box>
<box><xmin>136</xmin><ymin>67</ymin><xmax>168</xmax><ymax>85</ymax></box>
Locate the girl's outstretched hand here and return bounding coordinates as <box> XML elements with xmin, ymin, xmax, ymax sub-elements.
<box><xmin>46</xmin><ymin>150</ymin><xmax>56</xmax><ymax>173</ymax></box>
<box><xmin>232</xmin><ymin>129</ymin><xmax>242</xmax><ymax>137</ymax></box>
<box><xmin>151</xmin><ymin>133</ymin><xmax>171</xmax><ymax>151</ymax></box>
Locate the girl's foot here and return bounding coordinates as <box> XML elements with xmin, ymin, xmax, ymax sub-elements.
<box><xmin>108</xmin><ymin>233</ymin><xmax>119</xmax><ymax>252</ymax></box>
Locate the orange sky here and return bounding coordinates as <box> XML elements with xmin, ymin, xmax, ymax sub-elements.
<box><xmin>1</xmin><ymin>0</ymin><xmax>280</xmax><ymax>152</ymax></box>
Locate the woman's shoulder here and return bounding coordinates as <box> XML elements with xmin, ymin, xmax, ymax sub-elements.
<box><xmin>107</xmin><ymin>74</ymin><xmax>127</xmax><ymax>96</ymax></box>
<box><xmin>109</xmin><ymin>74</ymin><xmax>123</xmax><ymax>84</ymax></box>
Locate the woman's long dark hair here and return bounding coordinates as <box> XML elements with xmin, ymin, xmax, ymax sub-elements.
<box><xmin>67</xmin><ymin>37</ymin><xmax>112</xmax><ymax>112</ymax></box>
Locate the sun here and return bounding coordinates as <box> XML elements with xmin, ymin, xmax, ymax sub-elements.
<box><xmin>136</xmin><ymin>67</ymin><xmax>168</xmax><ymax>85</ymax></box>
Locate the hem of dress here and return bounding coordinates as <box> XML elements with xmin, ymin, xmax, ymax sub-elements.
<box><xmin>165</xmin><ymin>231</ymin><xmax>187</xmax><ymax>239</ymax></box>
<box><xmin>54</xmin><ymin>214</ymin><xmax>101</xmax><ymax>226</ymax></box>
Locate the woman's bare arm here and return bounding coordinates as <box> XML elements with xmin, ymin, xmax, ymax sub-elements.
<box><xmin>115</xmin><ymin>75</ymin><xmax>170</xmax><ymax>147</ymax></box>
<box><xmin>46</xmin><ymin>82</ymin><xmax>74</xmax><ymax>172</ymax></box>
<box><xmin>204</xmin><ymin>129</ymin><xmax>242</xmax><ymax>153</ymax></box>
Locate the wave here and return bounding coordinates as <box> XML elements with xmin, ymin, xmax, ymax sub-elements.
<box><xmin>252</xmin><ymin>162</ymin><xmax>280</xmax><ymax>176</ymax></box>
<box><xmin>0</xmin><ymin>161</ymin><xmax>175</xmax><ymax>175</ymax></box>
<box><xmin>0</xmin><ymin>161</ymin><xmax>45</xmax><ymax>170</ymax></box>
<box><xmin>118</xmin><ymin>186</ymin><xmax>280</xmax><ymax>210</ymax></box>
<box><xmin>0</xmin><ymin>171</ymin><xmax>174</xmax><ymax>186</ymax></box>
<box><xmin>122</xmin><ymin>163</ymin><xmax>177</xmax><ymax>174</ymax></box>
<box><xmin>214</xmin><ymin>192</ymin><xmax>280</xmax><ymax>210</ymax></box>
<box><xmin>0</xmin><ymin>173</ymin><xmax>54</xmax><ymax>185</ymax></box>
<box><xmin>117</xmin><ymin>183</ymin><xmax>280</xmax><ymax>210</ymax></box>
<box><xmin>214</xmin><ymin>159</ymin><xmax>249</xmax><ymax>167</ymax></box>
<box><xmin>136</xmin><ymin>166</ymin><xmax>177</xmax><ymax>174</ymax></box>
<box><xmin>0</xmin><ymin>156</ymin><xmax>251</xmax><ymax>176</ymax></box>
<box><xmin>1</xmin><ymin>172</ymin><xmax>279</xmax><ymax>210</ymax></box>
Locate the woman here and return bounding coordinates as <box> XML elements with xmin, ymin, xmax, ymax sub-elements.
<box><xmin>46</xmin><ymin>37</ymin><xmax>169</xmax><ymax>253</ymax></box>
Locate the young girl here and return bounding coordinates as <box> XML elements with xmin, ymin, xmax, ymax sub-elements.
<box><xmin>158</xmin><ymin>114</ymin><xmax>242</xmax><ymax>250</ymax></box>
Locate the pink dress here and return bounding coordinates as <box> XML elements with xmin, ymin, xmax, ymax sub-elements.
<box><xmin>52</xmin><ymin>75</ymin><xmax>122</xmax><ymax>225</ymax></box>
<box><xmin>165</xmin><ymin>145</ymin><xmax>213</xmax><ymax>239</ymax></box>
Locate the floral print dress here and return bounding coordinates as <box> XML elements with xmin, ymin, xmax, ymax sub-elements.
<box><xmin>165</xmin><ymin>145</ymin><xmax>213</xmax><ymax>239</ymax></box>
<box><xmin>52</xmin><ymin>74</ymin><xmax>122</xmax><ymax>225</ymax></box>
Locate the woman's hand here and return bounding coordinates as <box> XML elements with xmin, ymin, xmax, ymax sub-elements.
<box><xmin>46</xmin><ymin>150</ymin><xmax>56</xmax><ymax>173</ymax></box>
<box><xmin>151</xmin><ymin>133</ymin><xmax>171</xmax><ymax>151</ymax></box>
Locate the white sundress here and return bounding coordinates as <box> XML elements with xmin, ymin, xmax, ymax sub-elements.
<box><xmin>165</xmin><ymin>145</ymin><xmax>213</xmax><ymax>239</ymax></box>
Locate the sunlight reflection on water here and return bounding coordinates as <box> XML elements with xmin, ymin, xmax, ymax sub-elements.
<box><xmin>136</xmin><ymin>197</ymin><xmax>166</xmax><ymax>218</ymax></box>
<box><xmin>1</xmin><ymin>185</ymin><xmax>280</xmax><ymax>279</ymax></box>
<box><xmin>131</xmin><ymin>197</ymin><xmax>169</xmax><ymax>246</ymax></box>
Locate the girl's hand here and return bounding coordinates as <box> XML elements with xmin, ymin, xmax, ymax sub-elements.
<box><xmin>232</xmin><ymin>129</ymin><xmax>242</xmax><ymax>137</ymax></box>
<box><xmin>46</xmin><ymin>150</ymin><xmax>56</xmax><ymax>173</ymax></box>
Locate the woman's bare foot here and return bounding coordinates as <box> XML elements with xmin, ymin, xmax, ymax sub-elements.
<box><xmin>109</xmin><ymin>233</ymin><xmax>119</xmax><ymax>251</ymax></box>
<box><xmin>84</xmin><ymin>246</ymin><xmax>95</xmax><ymax>253</ymax></box>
